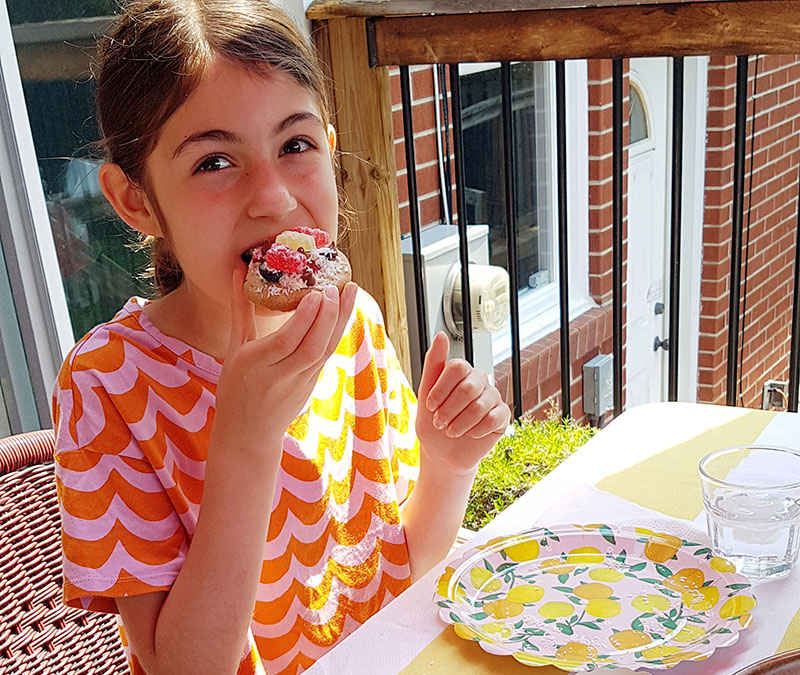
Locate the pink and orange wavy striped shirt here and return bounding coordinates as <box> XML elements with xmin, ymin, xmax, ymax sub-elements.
<box><xmin>53</xmin><ymin>291</ymin><xmax>420</xmax><ymax>674</ymax></box>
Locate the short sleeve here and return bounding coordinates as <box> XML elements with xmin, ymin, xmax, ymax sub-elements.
<box><xmin>53</xmin><ymin>343</ymin><xmax>188</xmax><ymax>614</ymax></box>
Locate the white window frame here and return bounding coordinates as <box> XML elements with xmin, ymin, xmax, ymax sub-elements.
<box><xmin>0</xmin><ymin>2</ymin><xmax>76</xmax><ymax>429</ymax></box>
<box><xmin>491</xmin><ymin>59</ymin><xmax>593</xmax><ymax>364</ymax></box>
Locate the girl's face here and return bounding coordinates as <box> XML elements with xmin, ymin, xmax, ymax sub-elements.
<box><xmin>143</xmin><ymin>58</ymin><xmax>339</xmax><ymax>314</ymax></box>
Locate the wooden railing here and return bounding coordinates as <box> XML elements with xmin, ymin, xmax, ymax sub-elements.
<box><xmin>307</xmin><ymin>0</ymin><xmax>800</xmax><ymax>415</ymax></box>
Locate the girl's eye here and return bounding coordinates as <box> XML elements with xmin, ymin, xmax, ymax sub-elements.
<box><xmin>195</xmin><ymin>155</ymin><xmax>232</xmax><ymax>173</ymax></box>
<box><xmin>281</xmin><ymin>137</ymin><xmax>315</xmax><ymax>155</ymax></box>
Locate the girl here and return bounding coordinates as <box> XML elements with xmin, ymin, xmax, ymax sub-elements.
<box><xmin>52</xmin><ymin>1</ymin><xmax>510</xmax><ymax>674</ymax></box>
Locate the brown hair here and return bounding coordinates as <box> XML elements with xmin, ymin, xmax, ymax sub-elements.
<box><xmin>95</xmin><ymin>0</ymin><xmax>337</xmax><ymax>296</ymax></box>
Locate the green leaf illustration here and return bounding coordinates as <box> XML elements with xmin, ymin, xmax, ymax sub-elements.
<box><xmin>600</xmin><ymin>525</ymin><xmax>616</xmax><ymax>545</ymax></box>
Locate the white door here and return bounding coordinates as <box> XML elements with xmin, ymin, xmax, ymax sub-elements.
<box><xmin>626</xmin><ymin>58</ymin><xmax>670</xmax><ymax>407</ymax></box>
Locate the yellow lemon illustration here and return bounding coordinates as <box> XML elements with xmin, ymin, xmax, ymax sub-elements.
<box><xmin>483</xmin><ymin>622</ymin><xmax>512</xmax><ymax>638</ymax></box>
<box><xmin>454</xmin><ymin>623</ymin><xmax>482</xmax><ymax>641</ymax></box>
<box><xmin>636</xmin><ymin>527</ymin><xmax>655</xmax><ymax>537</ymax></box>
<box><xmin>470</xmin><ymin>567</ymin><xmax>502</xmax><ymax>592</ymax></box>
<box><xmin>664</xmin><ymin>651</ymin><xmax>706</xmax><ymax>665</ymax></box>
<box><xmin>436</xmin><ymin>567</ymin><xmax>455</xmax><ymax>597</ymax></box>
<box><xmin>540</xmin><ymin>558</ymin><xmax>576</xmax><ymax>575</ymax></box>
<box><xmin>719</xmin><ymin>595</ymin><xmax>756</xmax><ymax>619</ymax></box>
<box><xmin>681</xmin><ymin>585</ymin><xmax>720</xmax><ymax>610</ymax></box>
<box><xmin>664</xmin><ymin>568</ymin><xmax>704</xmax><ymax>592</ymax></box>
<box><xmin>608</xmin><ymin>629</ymin><xmax>652</xmax><ymax>650</ymax></box>
<box><xmin>589</xmin><ymin>567</ymin><xmax>625</xmax><ymax>583</ymax></box>
<box><xmin>504</xmin><ymin>538</ymin><xmax>541</xmax><ymax>562</ymax></box>
<box><xmin>710</xmin><ymin>557</ymin><xmax>736</xmax><ymax>573</ymax></box>
<box><xmin>644</xmin><ymin>533</ymin><xmax>683</xmax><ymax>563</ymax></box>
<box><xmin>585</xmin><ymin>598</ymin><xmax>622</xmax><ymax>618</ymax></box>
<box><xmin>631</xmin><ymin>593</ymin><xmax>672</xmax><ymax>613</ymax></box>
<box><xmin>574</xmin><ymin>583</ymin><xmax>613</xmax><ymax>600</ymax></box>
<box><xmin>566</xmin><ymin>546</ymin><xmax>604</xmax><ymax>565</ymax></box>
<box><xmin>506</xmin><ymin>584</ymin><xmax>545</xmax><ymax>604</ymax></box>
<box><xmin>482</xmin><ymin>599</ymin><xmax>525</xmax><ymax>619</ymax></box>
<box><xmin>641</xmin><ymin>644</ymin><xmax>682</xmax><ymax>660</ymax></box>
<box><xmin>577</xmin><ymin>523</ymin><xmax>605</xmax><ymax>531</ymax></box>
<box><xmin>538</xmin><ymin>601</ymin><xmax>575</xmax><ymax>619</ymax></box>
<box><xmin>476</xmin><ymin>536</ymin><xmax>508</xmax><ymax>551</ymax></box>
<box><xmin>740</xmin><ymin>611</ymin><xmax>754</xmax><ymax>628</ymax></box>
<box><xmin>673</xmin><ymin>623</ymin><xmax>706</xmax><ymax>643</ymax></box>
<box><xmin>555</xmin><ymin>641</ymin><xmax>599</xmax><ymax>665</ymax></box>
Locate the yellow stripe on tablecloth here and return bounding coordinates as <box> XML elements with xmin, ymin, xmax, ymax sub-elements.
<box><xmin>399</xmin><ymin>627</ymin><xmax>563</xmax><ymax>674</ymax></box>
<box><xmin>777</xmin><ymin>609</ymin><xmax>800</xmax><ymax>653</ymax></box>
<box><xmin>595</xmin><ymin>409</ymin><xmax>775</xmax><ymax>521</ymax></box>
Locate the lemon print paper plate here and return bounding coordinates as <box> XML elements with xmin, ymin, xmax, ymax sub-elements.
<box><xmin>435</xmin><ymin>524</ymin><xmax>756</xmax><ymax>671</ymax></box>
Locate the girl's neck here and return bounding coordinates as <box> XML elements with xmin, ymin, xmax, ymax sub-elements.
<box><xmin>143</xmin><ymin>283</ymin><xmax>290</xmax><ymax>360</ymax></box>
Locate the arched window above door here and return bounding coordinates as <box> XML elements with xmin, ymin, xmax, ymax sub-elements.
<box><xmin>630</xmin><ymin>82</ymin><xmax>650</xmax><ymax>145</ymax></box>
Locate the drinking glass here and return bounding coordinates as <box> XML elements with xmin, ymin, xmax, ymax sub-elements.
<box><xmin>699</xmin><ymin>445</ymin><xmax>800</xmax><ymax>581</ymax></box>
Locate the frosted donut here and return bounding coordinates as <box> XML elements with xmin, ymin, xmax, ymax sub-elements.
<box><xmin>242</xmin><ymin>228</ymin><xmax>351</xmax><ymax>312</ymax></box>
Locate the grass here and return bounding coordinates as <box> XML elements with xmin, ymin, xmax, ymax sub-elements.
<box><xmin>463</xmin><ymin>408</ymin><xmax>596</xmax><ymax>531</ymax></box>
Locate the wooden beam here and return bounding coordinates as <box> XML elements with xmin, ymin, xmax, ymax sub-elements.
<box><xmin>307</xmin><ymin>0</ymin><xmax>725</xmax><ymax>20</ymax></box>
<box><xmin>312</xmin><ymin>17</ymin><xmax>412</xmax><ymax>377</ymax></box>
<box><xmin>368</xmin><ymin>0</ymin><xmax>800</xmax><ymax>64</ymax></box>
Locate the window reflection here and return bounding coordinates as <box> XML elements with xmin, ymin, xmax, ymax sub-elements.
<box><xmin>11</xmin><ymin>2</ymin><xmax>151</xmax><ymax>340</ymax></box>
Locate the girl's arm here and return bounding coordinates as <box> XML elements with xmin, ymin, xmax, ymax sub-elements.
<box><xmin>117</xmin><ymin>282</ymin><xmax>357</xmax><ymax>675</ymax></box>
<box><xmin>401</xmin><ymin>332</ymin><xmax>510</xmax><ymax>581</ymax></box>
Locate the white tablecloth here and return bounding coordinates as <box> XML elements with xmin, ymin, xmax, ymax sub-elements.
<box><xmin>307</xmin><ymin>402</ymin><xmax>800</xmax><ymax>674</ymax></box>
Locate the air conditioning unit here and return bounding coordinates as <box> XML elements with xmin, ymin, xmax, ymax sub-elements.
<box><xmin>402</xmin><ymin>224</ymin><xmax>509</xmax><ymax>389</ymax></box>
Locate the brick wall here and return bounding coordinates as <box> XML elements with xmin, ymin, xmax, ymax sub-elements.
<box><xmin>390</xmin><ymin>63</ymin><xmax>619</xmax><ymax>422</ymax></box>
<box><xmin>699</xmin><ymin>55</ymin><xmax>800</xmax><ymax>407</ymax></box>
<box><xmin>390</xmin><ymin>56</ymin><xmax>800</xmax><ymax>419</ymax></box>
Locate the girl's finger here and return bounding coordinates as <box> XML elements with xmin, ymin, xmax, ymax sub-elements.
<box><xmin>465</xmin><ymin>404</ymin><xmax>512</xmax><ymax>440</ymax></box>
<box><xmin>324</xmin><ymin>282</ymin><xmax>357</xmax><ymax>357</ymax></box>
<box><xmin>428</xmin><ymin>364</ymin><xmax>485</xmax><ymax>423</ymax></box>
<box><xmin>227</xmin><ymin>266</ymin><xmax>257</xmax><ymax>354</ymax></box>
<box><xmin>266</xmin><ymin>290</ymin><xmax>324</xmax><ymax>361</ymax></box>
<box><xmin>287</xmin><ymin>286</ymin><xmax>342</xmax><ymax>366</ymax></box>
<box><xmin>418</xmin><ymin>331</ymin><xmax>450</xmax><ymax>409</ymax></box>
<box><xmin>440</xmin><ymin>393</ymin><xmax>494</xmax><ymax>438</ymax></box>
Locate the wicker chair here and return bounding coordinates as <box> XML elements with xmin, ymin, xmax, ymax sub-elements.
<box><xmin>0</xmin><ymin>429</ymin><xmax>129</xmax><ymax>673</ymax></box>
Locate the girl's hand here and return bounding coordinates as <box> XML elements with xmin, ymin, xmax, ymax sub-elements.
<box><xmin>415</xmin><ymin>331</ymin><xmax>511</xmax><ymax>476</ymax></box>
<box><xmin>213</xmin><ymin>269</ymin><xmax>357</xmax><ymax>455</ymax></box>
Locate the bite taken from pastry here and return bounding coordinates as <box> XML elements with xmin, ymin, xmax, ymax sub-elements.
<box><xmin>241</xmin><ymin>228</ymin><xmax>351</xmax><ymax>311</ymax></box>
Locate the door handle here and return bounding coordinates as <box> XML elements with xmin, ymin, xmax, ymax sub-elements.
<box><xmin>653</xmin><ymin>336</ymin><xmax>670</xmax><ymax>352</ymax></box>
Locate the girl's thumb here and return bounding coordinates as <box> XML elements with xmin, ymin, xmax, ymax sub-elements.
<box><xmin>228</xmin><ymin>267</ymin><xmax>256</xmax><ymax>354</ymax></box>
<box><xmin>418</xmin><ymin>331</ymin><xmax>449</xmax><ymax>401</ymax></box>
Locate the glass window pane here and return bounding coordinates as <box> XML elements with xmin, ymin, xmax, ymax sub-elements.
<box><xmin>8</xmin><ymin>0</ymin><xmax>115</xmax><ymax>24</ymax></box>
<box><xmin>630</xmin><ymin>83</ymin><xmax>649</xmax><ymax>145</ymax></box>
<box><xmin>460</xmin><ymin>62</ymin><xmax>553</xmax><ymax>292</ymax></box>
<box><xmin>11</xmin><ymin>8</ymin><xmax>151</xmax><ymax>340</ymax></box>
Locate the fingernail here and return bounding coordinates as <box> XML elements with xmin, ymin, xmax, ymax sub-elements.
<box><xmin>324</xmin><ymin>286</ymin><xmax>338</xmax><ymax>300</ymax></box>
<box><xmin>432</xmin><ymin>413</ymin><xmax>445</xmax><ymax>430</ymax></box>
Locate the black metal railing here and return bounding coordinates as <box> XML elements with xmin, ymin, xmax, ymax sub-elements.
<box><xmin>398</xmin><ymin>55</ymin><xmax>800</xmax><ymax>420</ymax></box>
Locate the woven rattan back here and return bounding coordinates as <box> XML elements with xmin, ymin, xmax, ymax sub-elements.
<box><xmin>0</xmin><ymin>429</ymin><xmax>129</xmax><ymax>674</ymax></box>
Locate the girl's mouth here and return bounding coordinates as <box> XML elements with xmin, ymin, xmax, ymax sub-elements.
<box><xmin>241</xmin><ymin>250</ymin><xmax>253</xmax><ymax>264</ymax></box>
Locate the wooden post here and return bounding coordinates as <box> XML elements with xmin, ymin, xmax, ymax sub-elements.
<box><xmin>313</xmin><ymin>17</ymin><xmax>412</xmax><ymax>377</ymax></box>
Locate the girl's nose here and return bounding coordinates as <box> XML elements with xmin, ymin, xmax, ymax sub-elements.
<box><xmin>245</xmin><ymin>162</ymin><xmax>297</xmax><ymax>219</ymax></box>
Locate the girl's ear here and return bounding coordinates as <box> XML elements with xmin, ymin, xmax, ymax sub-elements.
<box><xmin>98</xmin><ymin>163</ymin><xmax>163</xmax><ymax>237</ymax></box>
<box><xmin>326</xmin><ymin>124</ymin><xmax>337</xmax><ymax>156</ymax></box>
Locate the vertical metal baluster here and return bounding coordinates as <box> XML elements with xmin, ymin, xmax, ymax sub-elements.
<box><xmin>668</xmin><ymin>57</ymin><xmax>685</xmax><ymax>401</ymax></box>
<box><xmin>612</xmin><ymin>59</ymin><xmax>624</xmax><ymax>416</ymax></box>
<box><xmin>555</xmin><ymin>61</ymin><xmax>571</xmax><ymax>417</ymax></box>
<box><xmin>501</xmin><ymin>62</ymin><xmax>523</xmax><ymax>419</ymax></box>
<box><xmin>448</xmin><ymin>64</ymin><xmax>474</xmax><ymax>365</ymax></box>
<box><xmin>399</xmin><ymin>66</ymin><xmax>429</xmax><ymax>357</ymax></box>
<box><xmin>727</xmin><ymin>56</ymin><xmax>749</xmax><ymax>407</ymax></box>
<box><xmin>789</xmin><ymin>161</ymin><xmax>800</xmax><ymax>412</ymax></box>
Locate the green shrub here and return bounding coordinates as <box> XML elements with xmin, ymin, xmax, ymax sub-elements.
<box><xmin>463</xmin><ymin>413</ymin><xmax>596</xmax><ymax>531</ymax></box>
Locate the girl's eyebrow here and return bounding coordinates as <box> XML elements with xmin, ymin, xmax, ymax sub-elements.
<box><xmin>171</xmin><ymin>112</ymin><xmax>322</xmax><ymax>159</ymax></box>
<box><xmin>172</xmin><ymin>129</ymin><xmax>240</xmax><ymax>159</ymax></box>
<box><xmin>276</xmin><ymin>111</ymin><xmax>324</xmax><ymax>134</ymax></box>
